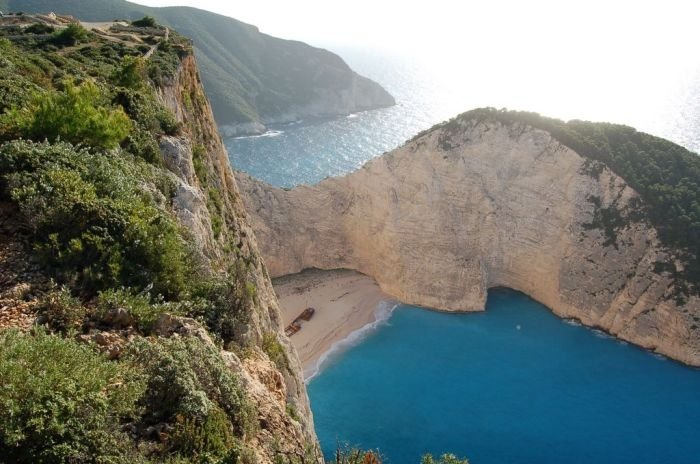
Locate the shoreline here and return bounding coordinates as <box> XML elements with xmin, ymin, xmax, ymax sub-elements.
<box><xmin>273</xmin><ymin>268</ymin><xmax>392</xmax><ymax>379</ymax></box>
<box><xmin>273</xmin><ymin>271</ymin><xmax>697</xmax><ymax>378</ymax></box>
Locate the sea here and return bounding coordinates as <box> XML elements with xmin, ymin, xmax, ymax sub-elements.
<box><xmin>226</xmin><ymin>46</ymin><xmax>700</xmax><ymax>188</ymax></box>
<box><xmin>307</xmin><ymin>290</ymin><xmax>700</xmax><ymax>464</ymax></box>
<box><xmin>224</xmin><ymin>47</ymin><xmax>700</xmax><ymax>463</ymax></box>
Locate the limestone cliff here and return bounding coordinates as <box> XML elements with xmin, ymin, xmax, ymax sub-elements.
<box><xmin>157</xmin><ymin>53</ymin><xmax>319</xmax><ymax>461</ymax></box>
<box><xmin>236</xmin><ymin>116</ymin><xmax>700</xmax><ymax>366</ymax></box>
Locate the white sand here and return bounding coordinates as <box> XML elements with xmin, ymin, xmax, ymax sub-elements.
<box><xmin>273</xmin><ymin>269</ymin><xmax>389</xmax><ymax>375</ymax></box>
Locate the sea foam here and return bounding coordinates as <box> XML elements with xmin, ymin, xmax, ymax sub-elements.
<box><xmin>305</xmin><ymin>299</ymin><xmax>398</xmax><ymax>382</ymax></box>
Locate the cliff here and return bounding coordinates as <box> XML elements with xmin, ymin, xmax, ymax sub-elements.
<box><xmin>0</xmin><ymin>15</ymin><xmax>319</xmax><ymax>462</ymax></box>
<box><xmin>236</xmin><ymin>114</ymin><xmax>700</xmax><ymax>366</ymax></box>
<box><xmin>10</xmin><ymin>0</ymin><xmax>396</xmax><ymax>135</ymax></box>
<box><xmin>156</xmin><ymin>53</ymin><xmax>319</xmax><ymax>462</ymax></box>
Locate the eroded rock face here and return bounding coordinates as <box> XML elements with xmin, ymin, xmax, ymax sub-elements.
<box><xmin>157</xmin><ymin>55</ymin><xmax>319</xmax><ymax>462</ymax></box>
<box><xmin>235</xmin><ymin>118</ymin><xmax>700</xmax><ymax>366</ymax></box>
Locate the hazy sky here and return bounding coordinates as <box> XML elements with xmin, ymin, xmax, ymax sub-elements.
<box><xmin>133</xmin><ymin>0</ymin><xmax>699</xmax><ymax>55</ymax></box>
<box><xmin>133</xmin><ymin>0</ymin><xmax>700</xmax><ymax>142</ymax></box>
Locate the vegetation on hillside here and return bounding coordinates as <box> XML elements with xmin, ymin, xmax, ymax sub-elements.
<box><xmin>11</xmin><ymin>0</ymin><xmax>394</xmax><ymax>126</ymax></box>
<box><xmin>0</xmin><ymin>18</ymin><xmax>266</xmax><ymax>463</ymax></box>
<box><xmin>422</xmin><ymin>108</ymin><xmax>700</xmax><ymax>296</ymax></box>
<box><xmin>0</xmin><ymin>329</ymin><xmax>144</xmax><ymax>462</ymax></box>
<box><xmin>0</xmin><ymin>14</ymin><xmax>455</xmax><ymax>464</ymax></box>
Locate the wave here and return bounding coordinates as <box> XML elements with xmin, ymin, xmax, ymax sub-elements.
<box><xmin>304</xmin><ymin>300</ymin><xmax>399</xmax><ymax>383</ymax></box>
<box><xmin>346</xmin><ymin>113</ymin><xmax>359</xmax><ymax>119</ymax></box>
<box><xmin>563</xmin><ymin>318</ymin><xmax>582</xmax><ymax>327</ymax></box>
<box><xmin>592</xmin><ymin>329</ymin><xmax>613</xmax><ymax>340</ymax></box>
<box><xmin>236</xmin><ymin>130</ymin><xmax>284</xmax><ymax>139</ymax></box>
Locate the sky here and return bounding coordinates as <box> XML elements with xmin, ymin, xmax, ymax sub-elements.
<box><xmin>132</xmin><ymin>0</ymin><xmax>700</xmax><ymax>147</ymax></box>
<box><xmin>133</xmin><ymin>0</ymin><xmax>699</xmax><ymax>56</ymax></box>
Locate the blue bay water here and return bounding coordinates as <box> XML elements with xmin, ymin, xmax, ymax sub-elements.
<box><xmin>307</xmin><ymin>289</ymin><xmax>700</xmax><ymax>464</ymax></box>
<box><xmin>223</xmin><ymin>46</ymin><xmax>700</xmax><ymax>463</ymax></box>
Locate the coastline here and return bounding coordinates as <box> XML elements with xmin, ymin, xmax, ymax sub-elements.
<box><xmin>273</xmin><ymin>268</ymin><xmax>392</xmax><ymax>379</ymax></box>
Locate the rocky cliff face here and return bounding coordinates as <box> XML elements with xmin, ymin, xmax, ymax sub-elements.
<box><xmin>158</xmin><ymin>54</ymin><xmax>319</xmax><ymax>462</ymax></box>
<box><xmin>236</xmin><ymin>117</ymin><xmax>700</xmax><ymax>366</ymax></box>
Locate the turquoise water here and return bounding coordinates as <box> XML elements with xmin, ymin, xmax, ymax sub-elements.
<box><xmin>307</xmin><ymin>289</ymin><xmax>700</xmax><ymax>464</ymax></box>
<box><xmin>223</xmin><ymin>45</ymin><xmax>700</xmax><ymax>463</ymax></box>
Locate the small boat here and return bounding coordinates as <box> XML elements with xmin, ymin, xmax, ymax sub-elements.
<box><xmin>284</xmin><ymin>308</ymin><xmax>316</xmax><ymax>337</ymax></box>
<box><xmin>285</xmin><ymin>321</ymin><xmax>301</xmax><ymax>337</ymax></box>
<box><xmin>299</xmin><ymin>307</ymin><xmax>315</xmax><ymax>321</ymax></box>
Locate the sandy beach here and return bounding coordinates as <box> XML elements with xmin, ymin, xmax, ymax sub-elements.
<box><xmin>273</xmin><ymin>269</ymin><xmax>390</xmax><ymax>377</ymax></box>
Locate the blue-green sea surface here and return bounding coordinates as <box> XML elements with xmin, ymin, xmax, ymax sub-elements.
<box><xmin>307</xmin><ymin>289</ymin><xmax>700</xmax><ymax>464</ymax></box>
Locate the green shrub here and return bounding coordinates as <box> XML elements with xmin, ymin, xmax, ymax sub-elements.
<box><xmin>421</xmin><ymin>454</ymin><xmax>470</xmax><ymax>464</ymax></box>
<box><xmin>51</xmin><ymin>23</ymin><xmax>89</xmax><ymax>47</ymax></box>
<box><xmin>112</xmin><ymin>55</ymin><xmax>147</xmax><ymax>89</ymax></box>
<box><xmin>132</xmin><ymin>16</ymin><xmax>157</xmax><ymax>28</ymax></box>
<box><xmin>113</xmin><ymin>87</ymin><xmax>180</xmax><ymax>137</ymax></box>
<box><xmin>39</xmin><ymin>286</ymin><xmax>87</xmax><ymax>334</ymax></box>
<box><xmin>0</xmin><ymin>80</ymin><xmax>132</xmax><ymax>149</ymax></box>
<box><xmin>24</xmin><ymin>23</ymin><xmax>55</xmax><ymax>35</ymax></box>
<box><xmin>126</xmin><ymin>336</ymin><xmax>256</xmax><ymax>453</ymax></box>
<box><xmin>262</xmin><ymin>332</ymin><xmax>287</xmax><ymax>369</ymax></box>
<box><xmin>157</xmin><ymin>106</ymin><xmax>181</xmax><ymax>135</ymax></box>
<box><xmin>0</xmin><ymin>329</ymin><xmax>145</xmax><ymax>462</ymax></box>
<box><xmin>192</xmin><ymin>144</ymin><xmax>207</xmax><ymax>182</ymax></box>
<box><xmin>123</xmin><ymin>124</ymin><xmax>162</xmax><ymax>164</ymax></box>
<box><xmin>97</xmin><ymin>288</ymin><xmax>157</xmax><ymax>333</ymax></box>
<box><xmin>285</xmin><ymin>403</ymin><xmax>300</xmax><ymax>422</ymax></box>
<box><xmin>188</xmin><ymin>266</ymin><xmax>256</xmax><ymax>347</ymax></box>
<box><xmin>169</xmin><ymin>406</ymin><xmax>237</xmax><ymax>459</ymax></box>
<box><xmin>0</xmin><ymin>140</ymin><xmax>189</xmax><ymax>298</ymax></box>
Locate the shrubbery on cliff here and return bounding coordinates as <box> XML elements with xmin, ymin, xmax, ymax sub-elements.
<box><xmin>0</xmin><ymin>329</ymin><xmax>145</xmax><ymax>462</ymax></box>
<box><xmin>0</xmin><ymin>140</ymin><xmax>189</xmax><ymax>298</ymax></box>
<box><xmin>0</xmin><ymin>22</ymin><xmax>267</xmax><ymax>463</ymax></box>
<box><xmin>0</xmin><ymin>80</ymin><xmax>132</xmax><ymax>149</ymax></box>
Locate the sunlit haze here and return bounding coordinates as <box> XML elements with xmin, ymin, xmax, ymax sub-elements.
<box><xmin>135</xmin><ymin>0</ymin><xmax>700</xmax><ymax>147</ymax></box>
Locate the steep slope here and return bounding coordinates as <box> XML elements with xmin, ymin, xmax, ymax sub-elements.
<box><xmin>0</xmin><ymin>15</ymin><xmax>318</xmax><ymax>462</ymax></box>
<box><xmin>236</xmin><ymin>111</ymin><xmax>700</xmax><ymax>366</ymax></box>
<box><xmin>9</xmin><ymin>0</ymin><xmax>395</xmax><ymax>135</ymax></box>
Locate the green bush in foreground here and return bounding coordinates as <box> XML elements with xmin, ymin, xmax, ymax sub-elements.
<box><xmin>0</xmin><ymin>80</ymin><xmax>132</xmax><ymax>149</ymax></box>
<box><xmin>126</xmin><ymin>336</ymin><xmax>257</xmax><ymax>459</ymax></box>
<box><xmin>39</xmin><ymin>286</ymin><xmax>87</xmax><ymax>334</ymax></box>
<box><xmin>0</xmin><ymin>329</ymin><xmax>145</xmax><ymax>463</ymax></box>
<box><xmin>0</xmin><ymin>140</ymin><xmax>189</xmax><ymax>298</ymax></box>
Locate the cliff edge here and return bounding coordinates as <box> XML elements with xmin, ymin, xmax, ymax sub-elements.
<box><xmin>236</xmin><ymin>112</ymin><xmax>700</xmax><ymax>366</ymax></box>
<box><xmin>0</xmin><ymin>15</ymin><xmax>319</xmax><ymax>462</ymax></box>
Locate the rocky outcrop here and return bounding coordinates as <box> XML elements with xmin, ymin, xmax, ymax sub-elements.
<box><xmin>157</xmin><ymin>54</ymin><xmax>319</xmax><ymax>462</ymax></box>
<box><xmin>235</xmin><ymin>117</ymin><xmax>700</xmax><ymax>366</ymax></box>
